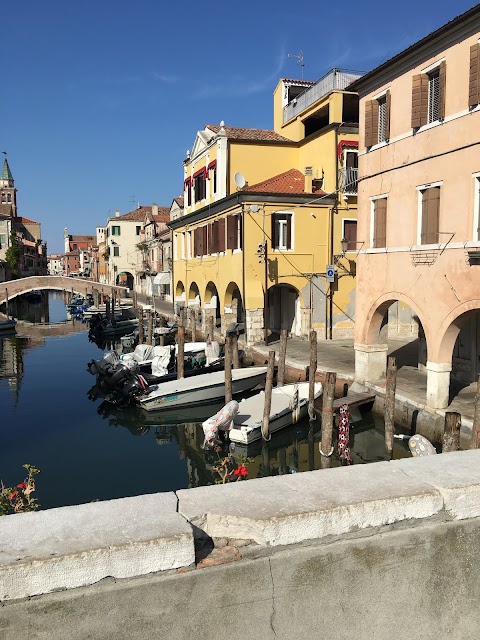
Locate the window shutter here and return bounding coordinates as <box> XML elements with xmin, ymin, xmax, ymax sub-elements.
<box><xmin>227</xmin><ymin>215</ymin><xmax>236</xmax><ymax>249</ymax></box>
<box><xmin>202</xmin><ymin>226</ymin><xmax>207</xmax><ymax>256</ymax></box>
<box><xmin>373</xmin><ymin>199</ymin><xmax>387</xmax><ymax>248</ymax></box>
<box><xmin>438</xmin><ymin>61</ymin><xmax>446</xmax><ymax>119</ymax></box>
<box><xmin>344</xmin><ymin>220</ymin><xmax>357</xmax><ymax>250</ymax></box>
<box><xmin>286</xmin><ymin>215</ymin><xmax>292</xmax><ymax>250</ymax></box>
<box><xmin>364</xmin><ymin>99</ymin><xmax>379</xmax><ymax>147</ymax></box>
<box><xmin>385</xmin><ymin>90</ymin><xmax>391</xmax><ymax>140</ymax></box>
<box><xmin>421</xmin><ymin>188</ymin><xmax>440</xmax><ymax>244</ymax></box>
<box><xmin>193</xmin><ymin>228</ymin><xmax>199</xmax><ymax>257</ymax></box>
<box><xmin>218</xmin><ymin>218</ymin><xmax>225</xmax><ymax>252</ymax></box>
<box><xmin>207</xmin><ymin>224</ymin><xmax>213</xmax><ymax>254</ymax></box>
<box><xmin>412</xmin><ymin>74</ymin><xmax>428</xmax><ymax>128</ymax></box>
<box><xmin>238</xmin><ymin>214</ymin><xmax>243</xmax><ymax>250</ymax></box>
<box><xmin>469</xmin><ymin>43</ymin><xmax>480</xmax><ymax>107</ymax></box>
<box><xmin>272</xmin><ymin>213</ymin><xmax>278</xmax><ymax>248</ymax></box>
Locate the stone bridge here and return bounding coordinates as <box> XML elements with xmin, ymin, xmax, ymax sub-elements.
<box><xmin>0</xmin><ymin>276</ymin><xmax>128</xmax><ymax>306</ymax></box>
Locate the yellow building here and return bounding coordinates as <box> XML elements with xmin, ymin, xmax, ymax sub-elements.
<box><xmin>170</xmin><ymin>69</ymin><xmax>362</xmax><ymax>344</ymax></box>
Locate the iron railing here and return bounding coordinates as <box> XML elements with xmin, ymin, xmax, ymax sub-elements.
<box><xmin>283</xmin><ymin>68</ymin><xmax>363</xmax><ymax>124</ymax></box>
<box><xmin>338</xmin><ymin>167</ymin><xmax>358</xmax><ymax>195</ymax></box>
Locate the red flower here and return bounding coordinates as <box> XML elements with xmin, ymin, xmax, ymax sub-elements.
<box><xmin>17</xmin><ymin>483</ymin><xmax>27</xmax><ymax>489</ymax></box>
<box><xmin>234</xmin><ymin>465</ymin><xmax>248</xmax><ymax>477</ymax></box>
<box><xmin>9</xmin><ymin>491</ymin><xmax>19</xmax><ymax>500</ymax></box>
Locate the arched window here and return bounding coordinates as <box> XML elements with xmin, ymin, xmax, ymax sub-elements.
<box><xmin>1</xmin><ymin>193</ymin><xmax>5</xmax><ymax>203</ymax></box>
<box><xmin>7</xmin><ymin>194</ymin><xmax>11</xmax><ymax>203</ymax></box>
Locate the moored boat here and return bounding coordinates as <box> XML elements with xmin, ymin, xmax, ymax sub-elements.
<box><xmin>0</xmin><ymin>319</ymin><xmax>17</xmax><ymax>334</ymax></box>
<box><xmin>138</xmin><ymin>367</ymin><xmax>268</xmax><ymax>412</ymax></box>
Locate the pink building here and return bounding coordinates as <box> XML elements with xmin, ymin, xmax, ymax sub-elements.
<box><xmin>351</xmin><ymin>5</ymin><xmax>480</xmax><ymax>410</ymax></box>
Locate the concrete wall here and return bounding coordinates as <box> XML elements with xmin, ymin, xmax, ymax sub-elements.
<box><xmin>3</xmin><ymin>451</ymin><xmax>480</xmax><ymax>638</ymax></box>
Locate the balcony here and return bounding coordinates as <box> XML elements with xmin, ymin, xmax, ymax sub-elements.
<box><xmin>338</xmin><ymin>167</ymin><xmax>358</xmax><ymax>196</ymax></box>
<box><xmin>283</xmin><ymin>68</ymin><xmax>363</xmax><ymax>124</ymax></box>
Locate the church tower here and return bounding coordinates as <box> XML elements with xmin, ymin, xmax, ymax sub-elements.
<box><xmin>0</xmin><ymin>156</ymin><xmax>17</xmax><ymax>217</ymax></box>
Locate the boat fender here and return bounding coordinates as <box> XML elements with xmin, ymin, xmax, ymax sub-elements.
<box><xmin>202</xmin><ymin>400</ymin><xmax>239</xmax><ymax>445</ymax></box>
<box><xmin>409</xmin><ymin>435</ymin><xmax>437</xmax><ymax>457</ymax></box>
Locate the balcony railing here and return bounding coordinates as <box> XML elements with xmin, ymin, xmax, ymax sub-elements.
<box><xmin>338</xmin><ymin>167</ymin><xmax>358</xmax><ymax>196</ymax></box>
<box><xmin>283</xmin><ymin>68</ymin><xmax>364</xmax><ymax>124</ymax></box>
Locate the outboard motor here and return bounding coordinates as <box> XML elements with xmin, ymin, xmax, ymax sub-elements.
<box><xmin>120</xmin><ymin>374</ymin><xmax>150</xmax><ymax>400</ymax></box>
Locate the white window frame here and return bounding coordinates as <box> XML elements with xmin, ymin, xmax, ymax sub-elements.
<box><xmin>187</xmin><ymin>230</ymin><xmax>192</xmax><ymax>258</ymax></box>
<box><xmin>473</xmin><ymin>173</ymin><xmax>480</xmax><ymax>241</ymax></box>
<box><xmin>173</xmin><ymin>233</ymin><xmax>178</xmax><ymax>260</ymax></box>
<box><xmin>416</xmin><ymin>181</ymin><xmax>443</xmax><ymax>246</ymax></box>
<box><xmin>273</xmin><ymin>211</ymin><xmax>294</xmax><ymax>252</ymax></box>
<box><xmin>369</xmin><ymin>194</ymin><xmax>389</xmax><ymax>248</ymax></box>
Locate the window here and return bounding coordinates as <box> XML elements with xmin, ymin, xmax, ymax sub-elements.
<box><xmin>111</xmin><ymin>226</ymin><xmax>121</xmax><ymax>236</ymax></box>
<box><xmin>411</xmin><ymin>62</ymin><xmax>445</xmax><ymax>128</ymax></box>
<box><xmin>365</xmin><ymin>90</ymin><xmax>390</xmax><ymax>147</ymax></box>
<box><xmin>7</xmin><ymin>194</ymin><xmax>11</xmax><ymax>203</ymax></box>
<box><xmin>473</xmin><ymin>175</ymin><xmax>480</xmax><ymax>240</ymax></box>
<box><xmin>272</xmin><ymin>213</ymin><xmax>292</xmax><ymax>250</ymax></box>
<box><xmin>113</xmin><ymin>246</ymin><xmax>120</xmax><ymax>257</ymax></box>
<box><xmin>343</xmin><ymin>220</ymin><xmax>357</xmax><ymax>251</ymax></box>
<box><xmin>0</xmin><ymin>234</ymin><xmax>5</xmax><ymax>248</ymax></box>
<box><xmin>136</xmin><ymin>226</ymin><xmax>141</xmax><ymax>236</ymax></box>
<box><xmin>372</xmin><ymin>199</ymin><xmax>387</xmax><ymax>248</ymax></box>
<box><xmin>420</xmin><ymin>186</ymin><xmax>440</xmax><ymax>245</ymax></box>
<box><xmin>227</xmin><ymin>214</ymin><xmax>242</xmax><ymax>250</ymax></box>
<box><xmin>1</xmin><ymin>193</ymin><xmax>5</xmax><ymax>203</ymax></box>
<box><xmin>194</xmin><ymin>173</ymin><xmax>206</xmax><ymax>202</ymax></box>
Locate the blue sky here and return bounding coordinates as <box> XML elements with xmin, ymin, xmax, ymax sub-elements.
<box><xmin>1</xmin><ymin>0</ymin><xmax>476</xmax><ymax>253</ymax></box>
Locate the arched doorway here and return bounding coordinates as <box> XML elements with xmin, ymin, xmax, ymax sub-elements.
<box><xmin>437</xmin><ymin>308</ymin><xmax>480</xmax><ymax>387</ymax></box>
<box><xmin>225</xmin><ymin>282</ymin><xmax>244</xmax><ymax>324</ymax></box>
<box><xmin>117</xmin><ymin>271</ymin><xmax>134</xmax><ymax>290</ymax></box>
<box><xmin>268</xmin><ymin>284</ymin><xmax>301</xmax><ymax>337</ymax></box>
<box><xmin>205</xmin><ymin>281</ymin><xmax>220</xmax><ymax>324</ymax></box>
<box><xmin>175</xmin><ymin>280</ymin><xmax>186</xmax><ymax>312</ymax></box>
<box><xmin>188</xmin><ymin>282</ymin><xmax>201</xmax><ymax>307</ymax></box>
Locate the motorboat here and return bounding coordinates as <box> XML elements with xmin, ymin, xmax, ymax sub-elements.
<box><xmin>88</xmin><ymin>308</ymin><xmax>139</xmax><ymax>340</ymax></box>
<box><xmin>205</xmin><ymin>382</ymin><xmax>323</xmax><ymax>445</ymax></box>
<box><xmin>138</xmin><ymin>367</ymin><xmax>268</xmax><ymax>412</ymax></box>
<box><xmin>0</xmin><ymin>319</ymin><xmax>17</xmax><ymax>334</ymax></box>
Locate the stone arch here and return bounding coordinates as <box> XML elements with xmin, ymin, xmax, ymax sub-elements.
<box><xmin>188</xmin><ymin>281</ymin><xmax>201</xmax><ymax>306</ymax></box>
<box><xmin>116</xmin><ymin>271</ymin><xmax>134</xmax><ymax>289</ymax></box>
<box><xmin>175</xmin><ymin>280</ymin><xmax>185</xmax><ymax>300</ymax></box>
<box><xmin>267</xmin><ymin>283</ymin><xmax>303</xmax><ymax>337</ymax></box>
<box><xmin>360</xmin><ymin>292</ymin><xmax>430</xmax><ymax>349</ymax></box>
<box><xmin>224</xmin><ymin>282</ymin><xmax>244</xmax><ymax>324</ymax></box>
<box><xmin>204</xmin><ymin>281</ymin><xmax>220</xmax><ymax>320</ymax></box>
<box><xmin>434</xmin><ymin>300</ymin><xmax>480</xmax><ymax>364</ymax></box>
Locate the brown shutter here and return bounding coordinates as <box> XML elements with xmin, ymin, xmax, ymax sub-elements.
<box><xmin>412</xmin><ymin>74</ymin><xmax>429</xmax><ymax>128</ymax></box>
<box><xmin>385</xmin><ymin>90</ymin><xmax>391</xmax><ymax>140</ymax></box>
<box><xmin>373</xmin><ymin>199</ymin><xmax>387</xmax><ymax>248</ymax></box>
<box><xmin>218</xmin><ymin>218</ymin><xmax>225</xmax><ymax>252</ymax></box>
<box><xmin>238</xmin><ymin>214</ymin><xmax>243</xmax><ymax>250</ymax></box>
<box><xmin>193</xmin><ymin>228</ymin><xmax>198</xmax><ymax>257</ymax></box>
<box><xmin>227</xmin><ymin>215</ymin><xmax>236</xmax><ymax>249</ymax></box>
<box><xmin>202</xmin><ymin>226</ymin><xmax>207</xmax><ymax>256</ymax></box>
<box><xmin>364</xmin><ymin>99</ymin><xmax>379</xmax><ymax>147</ymax></box>
<box><xmin>421</xmin><ymin>188</ymin><xmax>440</xmax><ymax>244</ymax></box>
<box><xmin>344</xmin><ymin>220</ymin><xmax>357</xmax><ymax>250</ymax></box>
<box><xmin>272</xmin><ymin>213</ymin><xmax>278</xmax><ymax>248</ymax></box>
<box><xmin>438</xmin><ymin>61</ymin><xmax>446</xmax><ymax>119</ymax></box>
<box><xmin>207</xmin><ymin>224</ymin><xmax>213</xmax><ymax>254</ymax></box>
<box><xmin>469</xmin><ymin>43</ymin><xmax>480</xmax><ymax>107</ymax></box>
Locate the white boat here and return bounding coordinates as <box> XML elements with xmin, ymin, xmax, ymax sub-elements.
<box><xmin>138</xmin><ymin>367</ymin><xmax>267</xmax><ymax>412</ymax></box>
<box><xmin>228</xmin><ymin>382</ymin><xmax>323</xmax><ymax>444</ymax></box>
<box><xmin>0</xmin><ymin>319</ymin><xmax>16</xmax><ymax>334</ymax></box>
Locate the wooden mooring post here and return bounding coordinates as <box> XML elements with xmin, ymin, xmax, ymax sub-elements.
<box><xmin>224</xmin><ymin>335</ymin><xmax>233</xmax><ymax>403</ymax></box>
<box><xmin>277</xmin><ymin>329</ymin><xmax>287</xmax><ymax>386</ymax></box>
<box><xmin>471</xmin><ymin>375</ymin><xmax>480</xmax><ymax>449</ymax></box>
<box><xmin>5</xmin><ymin>288</ymin><xmax>8</xmax><ymax>319</ymax></box>
<box><xmin>147</xmin><ymin>310</ymin><xmax>153</xmax><ymax>346</ymax></box>
<box><xmin>443</xmin><ymin>412</ymin><xmax>461</xmax><ymax>453</ymax></box>
<box><xmin>309</xmin><ymin>330</ymin><xmax>317</xmax><ymax>421</ymax></box>
<box><xmin>320</xmin><ymin>371</ymin><xmax>336</xmax><ymax>469</ymax></box>
<box><xmin>105</xmin><ymin>297</ymin><xmax>111</xmax><ymax>323</ymax></box>
<box><xmin>232</xmin><ymin>332</ymin><xmax>240</xmax><ymax>369</ymax></box>
<box><xmin>191</xmin><ymin>309</ymin><xmax>197</xmax><ymax>342</ymax></box>
<box><xmin>137</xmin><ymin>307</ymin><xmax>144</xmax><ymax>344</ymax></box>
<box><xmin>208</xmin><ymin>315</ymin><xmax>215</xmax><ymax>342</ymax></box>
<box><xmin>385</xmin><ymin>356</ymin><xmax>397</xmax><ymax>459</ymax></box>
<box><xmin>261</xmin><ymin>351</ymin><xmax>276</xmax><ymax>441</ymax></box>
<box><xmin>158</xmin><ymin>315</ymin><xmax>166</xmax><ymax>346</ymax></box>
<box><xmin>177</xmin><ymin>310</ymin><xmax>185</xmax><ymax>379</ymax></box>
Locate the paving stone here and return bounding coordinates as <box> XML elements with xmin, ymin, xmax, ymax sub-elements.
<box><xmin>196</xmin><ymin>546</ymin><xmax>241</xmax><ymax>568</ymax></box>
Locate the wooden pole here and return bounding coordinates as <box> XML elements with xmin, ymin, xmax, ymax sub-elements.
<box><xmin>111</xmin><ymin>291</ymin><xmax>116</xmax><ymax>324</ymax></box>
<box><xmin>232</xmin><ymin>332</ymin><xmax>240</xmax><ymax>369</ymax></box>
<box><xmin>5</xmin><ymin>288</ymin><xmax>8</xmax><ymax>320</ymax></box>
<box><xmin>471</xmin><ymin>375</ymin><xmax>480</xmax><ymax>449</ymax></box>
<box><xmin>309</xmin><ymin>330</ymin><xmax>317</xmax><ymax>421</ymax></box>
<box><xmin>177</xmin><ymin>310</ymin><xmax>185</xmax><ymax>379</ymax></box>
<box><xmin>443</xmin><ymin>412</ymin><xmax>461</xmax><ymax>453</ymax></box>
<box><xmin>105</xmin><ymin>297</ymin><xmax>110</xmax><ymax>322</ymax></box>
<box><xmin>224</xmin><ymin>334</ymin><xmax>233</xmax><ymax>403</ymax></box>
<box><xmin>385</xmin><ymin>355</ymin><xmax>397</xmax><ymax>459</ymax></box>
<box><xmin>147</xmin><ymin>310</ymin><xmax>153</xmax><ymax>346</ymax></box>
<box><xmin>158</xmin><ymin>315</ymin><xmax>166</xmax><ymax>346</ymax></box>
<box><xmin>261</xmin><ymin>351</ymin><xmax>276</xmax><ymax>441</ymax></box>
<box><xmin>191</xmin><ymin>308</ymin><xmax>196</xmax><ymax>342</ymax></box>
<box><xmin>277</xmin><ymin>329</ymin><xmax>287</xmax><ymax>386</ymax></box>
<box><xmin>320</xmin><ymin>371</ymin><xmax>336</xmax><ymax>469</ymax></box>
<box><xmin>208</xmin><ymin>314</ymin><xmax>214</xmax><ymax>342</ymax></box>
<box><xmin>137</xmin><ymin>307</ymin><xmax>144</xmax><ymax>344</ymax></box>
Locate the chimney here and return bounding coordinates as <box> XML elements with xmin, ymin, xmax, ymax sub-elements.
<box><xmin>152</xmin><ymin>203</ymin><xmax>159</xmax><ymax>216</ymax></box>
<box><xmin>304</xmin><ymin>166</ymin><xmax>313</xmax><ymax>192</ymax></box>
<box><xmin>115</xmin><ymin>210</ymin><xmax>120</xmax><ymax>217</ymax></box>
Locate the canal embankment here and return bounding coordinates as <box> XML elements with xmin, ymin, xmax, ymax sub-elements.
<box><xmin>2</xmin><ymin>449</ymin><xmax>480</xmax><ymax>639</ymax></box>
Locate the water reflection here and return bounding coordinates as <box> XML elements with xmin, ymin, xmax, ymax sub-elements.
<box><xmin>0</xmin><ymin>334</ymin><xmax>29</xmax><ymax>402</ymax></box>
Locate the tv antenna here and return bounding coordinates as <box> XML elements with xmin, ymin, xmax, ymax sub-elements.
<box><xmin>288</xmin><ymin>51</ymin><xmax>305</xmax><ymax>79</ymax></box>
<box><xmin>128</xmin><ymin>194</ymin><xmax>136</xmax><ymax>209</ymax></box>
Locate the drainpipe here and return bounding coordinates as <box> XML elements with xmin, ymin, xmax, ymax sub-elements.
<box><xmin>329</xmin><ymin>122</ymin><xmax>342</xmax><ymax>340</ymax></box>
<box><xmin>241</xmin><ymin>200</ymin><xmax>247</xmax><ymax>344</ymax></box>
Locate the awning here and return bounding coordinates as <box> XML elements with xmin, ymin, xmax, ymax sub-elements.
<box><xmin>153</xmin><ymin>272</ymin><xmax>170</xmax><ymax>285</ymax></box>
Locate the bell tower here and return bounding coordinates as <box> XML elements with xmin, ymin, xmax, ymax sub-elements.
<box><xmin>0</xmin><ymin>155</ymin><xmax>17</xmax><ymax>217</ymax></box>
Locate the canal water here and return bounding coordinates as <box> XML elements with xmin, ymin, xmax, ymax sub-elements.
<box><xmin>0</xmin><ymin>291</ymin><xmax>411</xmax><ymax>510</ymax></box>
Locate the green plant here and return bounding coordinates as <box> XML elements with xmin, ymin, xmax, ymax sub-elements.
<box><xmin>0</xmin><ymin>465</ymin><xmax>40</xmax><ymax>515</ymax></box>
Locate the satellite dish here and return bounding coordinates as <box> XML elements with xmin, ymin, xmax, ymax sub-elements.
<box><xmin>234</xmin><ymin>172</ymin><xmax>246</xmax><ymax>189</ymax></box>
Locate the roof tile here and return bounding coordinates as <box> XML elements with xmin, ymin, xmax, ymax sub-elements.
<box><xmin>247</xmin><ymin>168</ymin><xmax>324</xmax><ymax>195</ymax></box>
<box><xmin>205</xmin><ymin>124</ymin><xmax>293</xmax><ymax>143</ymax></box>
